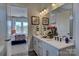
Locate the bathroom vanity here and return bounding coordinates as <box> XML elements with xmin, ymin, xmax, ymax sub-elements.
<box><xmin>32</xmin><ymin>35</ymin><xmax>75</xmax><ymax>56</ymax></box>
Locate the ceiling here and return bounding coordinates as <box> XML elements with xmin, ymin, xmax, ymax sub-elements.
<box><xmin>51</xmin><ymin>3</ymin><xmax>73</xmax><ymax>14</ymax></box>
<box><xmin>7</xmin><ymin>3</ymin><xmax>72</xmax><ymax>16</ymax></box>
<box><xmin>61</xmin><ymin>3</ymin><xmax>73</xmax><ymax>10</ymax></box>
<box><xmin>7</xmin><ymin>3</ymin><xmax>51</xmax><ymax>12</ymax></box>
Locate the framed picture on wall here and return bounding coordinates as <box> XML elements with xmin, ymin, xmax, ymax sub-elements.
<box><xmin>42</xmin><ymin>17</ymin><xmax>49</xmax><ymax>25</ymax></box>
<box><xmin>31</xmin><ymin>16</ymin><xmax>39</xmax><ymax>25</ymax></box>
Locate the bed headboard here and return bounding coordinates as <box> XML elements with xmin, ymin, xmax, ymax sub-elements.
<box><xmin>15</xmin><ymin>34</ymin><xmax>26</xmax><ymax>40</ymax></box>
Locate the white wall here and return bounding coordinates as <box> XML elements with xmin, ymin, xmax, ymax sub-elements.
<box><xmin>7</xmin><ymin>6</ymin><xmax>28</xmax><ymax>17</ymax></box>
<box><xmin>73</xmin><ymin>4</ymin><xmax>79</xmax><ymax>55</ymax></box>
<box><xmin>27</xmin><ymin>7</ymin><xmax>40</xmax><ymax>51</ymax></box>
<box><xmin>0</xmin><ymin>4</ymin><xmax>7</xmax><ymax>45</ymax></box>
<box><xmin>0</xmin><ymin>4</ymin><xmax>7</xmax><ymax>56</ymax></box>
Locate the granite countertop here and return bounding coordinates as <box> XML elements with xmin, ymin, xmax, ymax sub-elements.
<box><xmin>33</xmin><ymin>35</ymin><xmax>74</xmax><ymax>50</ymax></box>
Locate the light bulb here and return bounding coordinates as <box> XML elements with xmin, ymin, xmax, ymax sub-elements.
<box><xmin>41</xmin><ymin>11</ymin><xmax>44</xmax><ymax>14</ymax></box>
<box><xmin>52</xmin><ymin>3</ymin><xmax>56</xmax><ymax>6</ymax></box>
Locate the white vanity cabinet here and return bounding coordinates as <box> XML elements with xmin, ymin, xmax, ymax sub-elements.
<box><xmin>32</xmin><ymin>36</ymin><xmax>39</xmax><ymax>55</ymax></box>
<box><xmin>38</xmin><ymin>39</ymin><xmax>43</xmax><ymax>56</ymax></box>
<box><xmin>33</xmin><ymin>36</ymin><xmax>43</xmax><ymax>56</ymax></box>
<box><xmin>42</xmin><ymin>42</ymin><xmax>59</xmax><ymax>56</ymax></box>
<box><xmin>33</xmin><ymin>36</ymin><xmax>58</xmax><ymax>56</ymax></box>
<box><xmin>32</xmin><ymin>35</ymin><xmax>74</xmax><ymax>56</ymax></box>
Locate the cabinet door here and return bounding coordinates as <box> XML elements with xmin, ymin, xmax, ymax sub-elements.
<box><xmin>35</xmin><ymin>39</ymin><xmax>39</xmax><ymax>55</ymax></box>
<box><xmin>38</xmin><ymin>46</ymin><xmax>43</xmax><ymax>56</ymax></box>
<box><xmin>38</xmin><ymin>40</ymin><xmax>43</xmax><ymax>56</ymax></box>
<box><xmin>37</xmin><ymin>38</ymin><xmax>44</xmax><ymax>56</ymax></box>
<box><xmin>41</xmin><ymin>42</ymin><xmax>48</xmax><ymax>56</ymax></box>
<box><xmin>42</xmin><ymin>47</ymin><xmax>49</xmax><ymax>56</ymax></box>
<box><xmin>47</xmin><ymin>45</ymin><xmax>58</xmax><ymax>56</ymax></box>
<box><xmin>43</xmin><ymin>42</ymin><xmax>58</xmax><ymax>56</ymax></box>
<box><xmin>32</xmin><ymin>37</ymin><xmax>36</xmax><ymax>50</ymax></box>
<box><xmin>33</xmin><ymin>37</ymin><xmax>40</xmax><ymax>55</ymax></box>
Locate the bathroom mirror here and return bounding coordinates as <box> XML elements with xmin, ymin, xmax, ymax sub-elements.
<box><xmin>49</xmin><ymin>3</ymin><xmax>73</xmax><ymax>38</ymax></box>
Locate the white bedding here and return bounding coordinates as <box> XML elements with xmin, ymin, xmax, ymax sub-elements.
<box><xmin>7</xmin><ymin>40</ymin><xmax>29</xmax><ymax>56</ymax></box>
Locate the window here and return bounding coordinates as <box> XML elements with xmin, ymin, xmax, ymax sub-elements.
<box><xmin>15</xmin><ymin>22</ymin><xmax>21</xmax><ymax>33</ymax></box>
<box><xmin>7</xmin><ymin>6</ymin><xmax>28</xmax><ymax>39</ymax></box>
<box><xmin>7</xmin><ymin>20</ymin><xmax>28</xmax><ymax>39</ymax></box>
<box><xmin>7</xmin><ymin>20</ymin><xmax>11</xmax><ymax>38</ymax></box>
<box><xmin>15</xmin><ymin>21</ymin><xmax>28</xmax><ymax>35</ymax></box>
<box><xmin>23</xmin><ymin>22</ymin><xmax>28</xmax><ymax>35</ymax></box>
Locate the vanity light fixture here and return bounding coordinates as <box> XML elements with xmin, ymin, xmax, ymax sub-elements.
<box><xmin>52</xmin><ymin>3</ymin><xmax>56</xmax><ymax>7</ymax></box>
<box><xmin>43</xmin><ymin>9</ymin><xmax>47</xmax><ymax>13</ymax></box>
<box><xmin>41</xmin><ymin>11</ymin><xmax>44</xmax><ymax>14</ymax></box>
<box><xmin>39</xmin><ymin>8</ymin><xmax>49</xmax><ymax>17</ymax></box>
<box><xmin>44</xmin><ymin>9</ymin><xmax>48</xmax><ymax>14</ymax></box>
<box><xmin>40</xmin><ymin>12</ymin><xmax>42</xmax><ymax>15</ymax></box>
